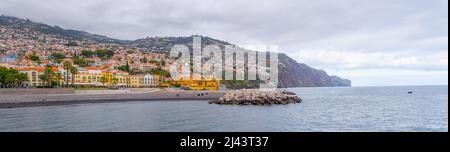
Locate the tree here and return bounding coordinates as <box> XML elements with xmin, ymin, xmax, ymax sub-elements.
<box><xmin>39</xmin><ymin>75</ymin><xmax>49</xmax><ymax>87</ymax></box>
<box><xmin>81</xmin><ymin>50</ymin><xmax>94</xmax><ymax>58</ymax></box>
<box><xmin>29</xmin><ymin>55</ymin><xmax>40</xmax><ymax>61</ymax></box>
<box><xmin>63</xmin><ymin>61</ymin><xmax>72</xmax><ymax>87</ymax></box>
<box><xmin>36</xmin><ymin>60</ymin><xmax>42</xmax><ymax>66</ymax></box>
<box><xmin>69</xmin><ymin>66</ymin><xmax>78</xmax><ymax>88</ymax></box>
<box><xmin>41</xmin><ymin>65</ymin><xmax>55</xmax><ymax>87</ymax></box>
<box><xmin>100</xmin><ymin>76</ymin><xmax>107</xmax><ymax>87</ymax></box>
<box><xmin>142</xmin><ymin>57</ymin><xmax>148</xmax><ymax>63</ymax></box>
<box><xmin>117</xmin><ymin>62</ymin><xmax>130</xmax><ymax>72</ymax></box>
<box><xmin>73</xmin><ymin>57</ymin><xmax>89</xmax><ymax>67</ymax></box>
<box><xmin>150</xmin><ymin>68</ymin><xmax>170</xmax><ymax>78</ymax></box>
<box><xmin>51</xmin><ymin>53</ymin><xmax>66</xmax><ymax>60</ymax></box>
<box><xmin>4</xmin><ymin>73</ymin><xmax>16</xmax><ymax>88</ymax></box>
<box><xmin>15</xmin><ymin>73</ymin><xmax>28</xmax><ymax>88</ymax></box>
<box><xmin>65</xmin><ymin>41</ymin><xmax>79</xmax><ymax>47</ymax></box>
<box><xmin>53</xmin><ymin>59</ymin><xmax>63</xmax><ymax>64</ymax></box>
<box><xmin>95</xmin><ymin>50</ymin><xmax>114</xmax><ymax>59</ymax></box>
<box><xmin>112</xmin><ymin>78</ymin><xmax>118</xmax><ymax>88</ymax></box>
<box><xmin>0</xmin><ymin>67</ymin><xmax>11</xmax><ymax>87</ymax></box>
<box><xmin>117</xmin><ymin>65</ymin><xmax>127</xmax><ymax>72</ymax></box>
<box><xmin>149</xmin><ymin>60</ymin><xmax>158</xmax><ymax>64</ymax></box>
<box><xmin>55</xmin><ymin>73</ymin><xmax>63</xmax><ymax>88</ymax></box>
<box><xmin>0</xmin><ymin>67</ymin><xmax>28</xmax><ymax>88</ymax></box>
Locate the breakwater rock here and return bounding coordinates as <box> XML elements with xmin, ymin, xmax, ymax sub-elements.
<box><xmin>209</xmin><ymin>90</ymin><xmax>302</xmax><ymax>105</ymax></box>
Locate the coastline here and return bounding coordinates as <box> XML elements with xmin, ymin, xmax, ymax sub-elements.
<box><xmin>0</xmin><ymin>89</ymin><xmax>226</xmax><ymax>109</ymax></box>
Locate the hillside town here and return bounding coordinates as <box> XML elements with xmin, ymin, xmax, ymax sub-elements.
<box><xmin>0</xmin><ymin>24</ymin><xmax>221</xmax><ymax>91</ymax></box>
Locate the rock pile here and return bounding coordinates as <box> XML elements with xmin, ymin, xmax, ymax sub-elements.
<box><xmin>209</xmin><ymin>90</ymin><xmax>302</xmax><ymax>105</ymax></box>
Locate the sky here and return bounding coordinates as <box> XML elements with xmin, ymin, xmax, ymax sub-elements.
<box><xmin>0</xmin><ymin>0</ymin><xmax>448</xmax><ymax>86</ymax></box>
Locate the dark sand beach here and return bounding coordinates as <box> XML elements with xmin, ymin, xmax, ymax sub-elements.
<box><xmin>0</xmin><ymin>89</ymin><xmax>226</xmax><ymax>109</ymax></box>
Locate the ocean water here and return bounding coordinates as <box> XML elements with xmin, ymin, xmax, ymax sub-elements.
<box><xmin>0</xmin><ymin>86</ymin><xmax>448</xmax><ymax>132</ymax></box>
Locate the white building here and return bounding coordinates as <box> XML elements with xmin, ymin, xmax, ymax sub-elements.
<box><xmin>144</xmin><ymin>74</ymin><xmax>158</xmax><ymax>87</ymax></box>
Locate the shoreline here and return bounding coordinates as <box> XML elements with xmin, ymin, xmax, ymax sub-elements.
<box><xmin>0</xmin><ymin>90</ymin><xmax>226</xmax><ymax>109</ymax></box>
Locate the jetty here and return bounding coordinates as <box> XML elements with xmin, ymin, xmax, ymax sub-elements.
<box><xmin>209</xmin><ymin>90</ymin><xmax>302</xmax><ymax>105</ymax></box>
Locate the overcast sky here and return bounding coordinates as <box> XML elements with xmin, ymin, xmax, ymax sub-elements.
<box><xmin>0</xmin><ymin>0</ymin><xmax>448</xmax><ymax>86</ymax></box>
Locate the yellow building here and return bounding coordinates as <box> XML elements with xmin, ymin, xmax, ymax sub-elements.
<box><xmin>102</xmin><ymin>71</ymin><xmax>115</xmax><ymax>84</ymax></box>
<box><xmin>172</xmin><ymin>77</ymin><xmax>221</xmax><ymax>91</ymax></box>
<box><xmin>17</xmin><ymin>67</ymin><xmax>47</xmax><ymax>87</ymax></box>
<box><xmin>17</xmin><ymin>66</ymin><xmax>163</xmax><ymax>88</ymax></box>
<box><xmin>113</xmin><ymin>73</ymin><xmax>128</xmax><ymax>87</ymax></box>
<box><xmin>126</xmin><ymin>75</ymin><xmax>144</xmax><ymax>88</ymax></box>
<box><xmin>74</xmin><ymin>73</ymin><xmax>103</xmax><ymax>86</ymax></box>
<box><xmin>73</xmin><ymin>67</ymin><xmax>104</xmax><ymax>87</ymax></box>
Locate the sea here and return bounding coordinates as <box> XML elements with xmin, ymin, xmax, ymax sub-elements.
<box><xmin>0</xmin><ymin>86</ymin><xmax>447</xmax><ymax>132</ymax></box>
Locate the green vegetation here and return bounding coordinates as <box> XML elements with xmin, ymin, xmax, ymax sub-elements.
<box><xmin>0</xmin><ymin>67</ymin><xmax>28</xmax><ymax>88</ymax></box>
<box><xmin>61</xmin><ymin>61</ymin><xmax>78</xmax><ymax>88</ymax></box>
<box><xmin>80</xmin><ymin>50</ymin><xmax>114</xmax><ymax>59</ymax></box>
<box><xmin>141</xmin><ymin>57</ymin><xmax>148</xmax><ymax>63</ymax></box>
<box><xmin>39</xmin><ymin>65</ymin><xmax>56</xmax><ymax>87</ymax></box>
<box><xmin>63</xmin><ymin>61</ymin><xmax>72</xmax><ymax>87</ymax></box>
<box><xmin>150</xmin><ymin>68</ymin><xmax>170</xmax><ymax>78</ymax></box>
<box><xmin>51</xmin><ymin>53</ymin><xmax>66</xmax><ymax>59</ymax></box>
<box><xmin>117</xmin><ymin>62</ymin><xmax>130</xmax><ymax>72</ymax></box>
<box><xmin>100</xmin><ymin>76</ymin><xmax>107</xmax><ymax>86</ymax></box>
<box><xmin>149</xmin><ymin>60</ymin><xmax>157</xmax><ymax>64</ymax></box>
<box><xmin>149</xmin><ymin>59</ymin><xmax>166</xmax><ymax>66</ymax></box>
<box><xmin>72</xmin><ymin>56</ymin><xmax>89</xmax><ymax>67</ymax></box>
<box><xmin>81</xmin><ymin>50</ymin><xmax>94</xmax><ymax>58</ymax></box>
<box><xmin>173</xmin><ymin>83</ymin><xmax>182</xmax><ymax>88</ymax></box>
<box><xmin>222</xmin><ymin>80</ymin><xmax>259</xmax><ymax>89</ymax></box>
<box><xmin>54</xmin><ymin>72</ymin><xmax>63</xmax><ymax>88</ymax></box>
<box><xmin>65</xmin><ymin>41</ymin><xmax>79</xmax><ymax>47</ymax></box>
<box><xmin>29</xmin><ymin>55</ymin><xmax>40</xmax><ymax>61</ymax></box>
<box><xmin>95</xmin><ymin>49</ymin><xmax>114</xmax><ymax>59</ymax></box>
<box><xmin>69</xmin><ymin>65</ymin><xmax>78</xmax><ymax>87</ymax></box>
<box><xmin>53</xmin><ymin>59</ymin><xmax>63</xmax><ymax>64</ymax></box>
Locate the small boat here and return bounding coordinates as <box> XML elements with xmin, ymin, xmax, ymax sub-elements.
<box><xmin>408</xmin><ymin>91</ymin><xmax>413</xmax><ymax>94</ymax></box>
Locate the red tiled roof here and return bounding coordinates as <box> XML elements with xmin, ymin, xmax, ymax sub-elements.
<box><xmin>85</xmin><ymin>67</ymin><xmax>103</xmax><ymax>70</ymax></box>
<box><xmin>17</xmin><ymin>67</ymin><xmax>58</xmax><ymax>72</ymax></box>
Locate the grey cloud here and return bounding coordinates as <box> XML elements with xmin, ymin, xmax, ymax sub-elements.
<box><xmin>0</xmin><ymin>0</ymin><xmax>448</xmax><ymax>85</ymax></box>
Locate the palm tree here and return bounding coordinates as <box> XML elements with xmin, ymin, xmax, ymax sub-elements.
<box><xmin>15</xmin><ymin>73</ymin><xmax>28</xmax><ymax>88</ymax></box>
<box><xmin>112</xmin><ymin>78</ymin><xmax>118</xmax><ymax>88</ymax></box>
<box><xmin>42</xmin><ymin>65</ymin><xmax>55</xmax><ymax>87</ymax></box>
<box><xmin>69</xmin><ymin>66</ymin><xmax>78</xmax><ymax>88</ymax></box>
<box><xmin>55</xmin><ymin>73</ymin><xmax>63</xmax><ymax>88</ymax></box>
<box><xmin>39</xmin><ymin>75</ymin><xmax>49</xmax><ymax>87</ymax></box>
<box><xmin>4</xmin><ymin>73</ymin><xmax>16</xmax><ymax>88</ymax></box>
<box><xmin>100</xmin><ymin>76</ymin><xmax>107</xmax><ymax>87</ymax></box>
<box><xmin>0</xmin><ymin>68</ymin><xmax>28</xmax><ymax>88</ymax></box>
<box><xmin>63</xmin><ymin>61</ymin><xmax>72</xmax><ymax>87</ymax></box>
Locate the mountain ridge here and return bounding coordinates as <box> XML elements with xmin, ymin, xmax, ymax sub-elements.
<box><xmin>0</xmin><ymin>15</ymin><xmax>351</xmax><ymax>87</ymax></box>
<box><xmin>0</xmin><ymin>15</ymin><xmax>130</xmax><ymax>44</ymax></box>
